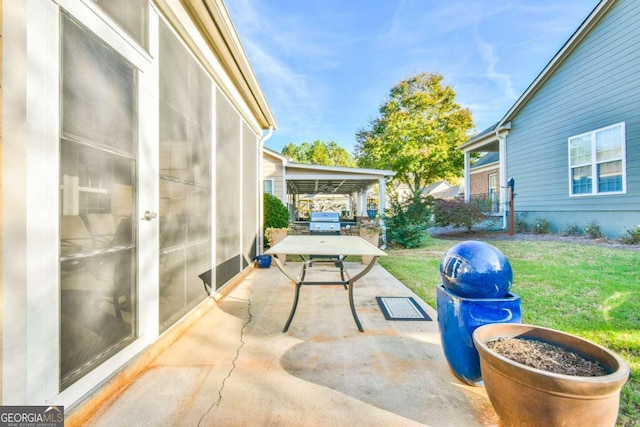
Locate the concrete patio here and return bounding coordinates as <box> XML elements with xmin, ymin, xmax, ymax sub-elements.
<box><xmin>71</xmin><ymin>261</ymin><xmax>500</xmax><ymax>426</ymax></box>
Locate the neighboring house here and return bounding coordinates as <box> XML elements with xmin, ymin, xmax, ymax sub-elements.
<box><xmin>460</xmin><ymin>0</ymin><xmax>639</xmax><ymax>237</ymax></box>
<box><xmin>262</xmin><ymin>147</ymin><xmax>395</xmax><ymax>220</ymax></box>
<box><xmin>262</xmin><ymin>147</ymin><xmax>289</xmax><ymax>202</ymax></box>
<box><xmin>470</xmin><ymin>152</ymin><xmax>501</xmax><ymax>213</ymax></box>
<box><xmin>424</xmin><ymin>181</ymin><xmax>461</xmax><ymax>199</ymax></box>
<box><xmin>2</xmin><ymin>0</ymin><xmax>275</xmax><ymax>412</ymax></box>
<box><xmin>394</xmin><ymin>181</ymin><xmax>461</xmax><ymax>201</ymax></box>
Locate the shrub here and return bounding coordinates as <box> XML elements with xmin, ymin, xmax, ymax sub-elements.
<box><xmin>383</xmin><ymin>193</ymin><xmax>431</xmax><ymax>248</ymax></box>
<box><xmin>584</xmin><ymin>220</ymin><xmax>604</xmax><ymax>239</ymax></box>
<box><xmin>264</xmin><ymin>193</ymin><xmax>290</xmax><ymax>230</ymax></box>
<box><xmin>562</xmin><ymin>223</ymin><xmax>581</xmax><ymax>236</ymax></box>
<box><xmin>620</xmin><ymin>225</ymin><xmax>640</xmax><ymax>245</ymax></box>
<box><xmin>514</xmin><ymin>213</ymin><xmax>530</xmax><ymax>233</ymax></box>
<box><xmin>533</xmin><ymin>218</ymin><xmax>551</xmax><ymax>234</ymax></box>
<box><xmin>432</xmin><ymin>199</ymin><xmax>486</xmax><ymax>231</ymax></box>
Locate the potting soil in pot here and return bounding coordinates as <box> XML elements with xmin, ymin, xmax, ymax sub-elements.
<box><xmin>488</xmin><ymin>337</ymin><xmax>609</xmax><ymax>376</ymax></box>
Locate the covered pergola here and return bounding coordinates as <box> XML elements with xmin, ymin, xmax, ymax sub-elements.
<box><xmin>283</xmin><ymin>162</ymin><xmax>396</xmax><ymax>219</ymax></box>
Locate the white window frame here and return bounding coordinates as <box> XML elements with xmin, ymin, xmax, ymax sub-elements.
<box><xmin>488</xmin><ymin>173</ymin><xmax>498</xmax><ymax>197</ymax></box>
<box><xmin>568</xmin><ymin>122</ymin><xmax>627</xmax><ymax>197</ymax></box>
<box><xmin>263</xmin><ymin>178</ymin><xmax>275</xmax><ymax>195</ymax></box>
<box><xmin>488</xmin><ymin>173</ymin><xmax>498</xmax><ymax>213</ymax></box>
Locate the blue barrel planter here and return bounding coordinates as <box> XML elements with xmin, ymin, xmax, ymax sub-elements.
<box><xmin>436</xmin><ymin>284</ymin><xmax>521</xmax><ymax>385</ymax></box>
<box><xmin>255</xmin><ymin>254</ymin><xmax>272</xmax><ymax>268</ymax></box>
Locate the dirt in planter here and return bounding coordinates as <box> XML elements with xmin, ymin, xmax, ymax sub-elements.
<box><xmin>487</xmin><ymin>337</ymin><xmax>609</xmax><ymax>377</ymax></box>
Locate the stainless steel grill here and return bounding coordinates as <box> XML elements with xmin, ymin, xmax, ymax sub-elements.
<box><xmin>309</xmin><ymin>212</ymin><xmax>341</xmax><ymax>235</ymax></box>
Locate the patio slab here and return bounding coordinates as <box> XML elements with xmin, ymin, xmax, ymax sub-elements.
<box><xmin>81</xmin><ymin>262</ymin><xmax>500</xmax><ymax>426</ymax></box>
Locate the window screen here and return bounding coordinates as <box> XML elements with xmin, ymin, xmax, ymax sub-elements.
<box><xmin>91</xmin><ymin>0</ymin><xmax>148</xmax><ymax>49</ymax></box>
<box><xmin>158</xmin><ymin>20</ymin><xmax>212</xmax><ymax>331</ymax></box>
<box><xmin>60</xmin><ymin>13</ymin><xmax>137</xmax><ymax>390</ymax></box>
<box><xmin>216</xmin><ymin>90</ymin><xmax>242</xmax><ymax>285</ymax></box>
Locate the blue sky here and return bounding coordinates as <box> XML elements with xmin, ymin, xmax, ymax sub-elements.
<box><xmin>226</xmin><ymin>0</ymin><xmax>601</xmax><ymax>154</ymax></box>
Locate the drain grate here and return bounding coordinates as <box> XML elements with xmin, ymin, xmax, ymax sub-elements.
<box><xmin>376</xmin><ymin>297</ymin><xmax>432</xmax><ymax>321</ymax></box>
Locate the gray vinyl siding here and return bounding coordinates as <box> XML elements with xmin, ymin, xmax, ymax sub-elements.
<box><xmin>505</xmin><ymin>0</ymin><xmax>640</xmax><ymax>237</ymax></box>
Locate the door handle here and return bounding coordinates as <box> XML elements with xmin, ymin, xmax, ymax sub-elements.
<box><xmin>141</xmin><ymin>210</ymin><xmax>157</xmax><ymax>221</ymax></box>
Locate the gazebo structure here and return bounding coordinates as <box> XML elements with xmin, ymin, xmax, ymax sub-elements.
<box><xmin>262</xmin><ymin>147</ymin><xmax>395</xmax><ymax>221</ymax></box>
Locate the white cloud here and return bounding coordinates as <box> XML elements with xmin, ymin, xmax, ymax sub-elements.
<box><xmin>475</xmin><ymin>38</ymin><xmax>518</xmax><ymax>101</ymax></box>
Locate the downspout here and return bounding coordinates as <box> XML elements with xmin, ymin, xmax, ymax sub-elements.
<box><xmin>258</xmin><ymin>126</ymin><xmax>274</xmax><ymax>254</ymax></box>
<box><xmin>463</xmin><ymin>151</ymin><xmax>471</xmax><ymax>203</ymax></box>
<box><xmin>497</xmin><ymin>131</ymin><xmax>508</xmax><ymax>230</ymax></box>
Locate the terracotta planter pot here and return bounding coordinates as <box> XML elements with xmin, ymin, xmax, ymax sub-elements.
<box><xmin>473</xmin><ymin>323</ymin><xmax>630</xmax><ymax>427</ymax></box>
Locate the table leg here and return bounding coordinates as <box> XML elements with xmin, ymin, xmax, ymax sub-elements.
<box><xmin>272</xmin><ymin>254</ymin><xmax>379</xmax><ymax>333</ymax></box>
<box><xmin>346</xmin><ymin>255</ymin><xmax>379</xmax><ymax>333</ymax></box>
<box><xmin>347</xmin><ymin>281</ymin><xmax>364</xmax><ymax>332</ymax></box>
<box><xmin>337</xmin><ymin>260</ymin><xmax>347</xmax><ymax>289</ymax></box>
<box><xmin>283</xmin><ymin>281</ymin><xmax>302</xmax><ymax>332</ymax></box>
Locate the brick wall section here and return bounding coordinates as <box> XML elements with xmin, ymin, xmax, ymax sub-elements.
<box><xmin>470</xmin><ymin>167</ymin><xmax>498</xmax><ymax>197</ymax></box>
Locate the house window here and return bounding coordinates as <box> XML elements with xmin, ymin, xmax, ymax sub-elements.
<box><xmin>488</xmin><ymin>173</ymin><xmax>498</xmax><ymax>213</ymax></box>
<box><xmin>263</xmin><ymin>179</ymin><xmax>274</xmax><ymax>195</ymax></box>
<box><xmin>568</xmin><ymin>122</ymin><xmax>626</xmax><ymax>196</ymax></box>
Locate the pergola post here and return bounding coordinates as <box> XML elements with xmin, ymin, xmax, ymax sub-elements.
<box><xmin>378</xmin><ymin>177</ymin><xmax>387</xmax><ymax>248</ymax></box>
<box><xmin>357</xmin><ymin>190</ymin><xmax>366</xmax><ymax>216</ymax></box>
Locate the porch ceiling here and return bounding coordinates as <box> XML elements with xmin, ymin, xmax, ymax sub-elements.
<box><xmin>287</xmin><ymin>178</ymin><xmax>379</xmax><ymax>195</ymax></box>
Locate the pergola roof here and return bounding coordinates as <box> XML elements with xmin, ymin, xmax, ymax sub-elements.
<box><xmin>285</xmin><ymin>162</ymin><xmax>395</xmax><ymax>195</ymax></box>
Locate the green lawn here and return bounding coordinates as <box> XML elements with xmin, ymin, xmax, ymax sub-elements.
<box><xmin>378</xmin><ymin>235</ymin><xmax>640</xmax><ymax>427</ymax></box>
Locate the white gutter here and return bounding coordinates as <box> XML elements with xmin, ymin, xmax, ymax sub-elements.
<box><xmin>497</xmin><ymin>130</ymin><xmax>508</xmax><ymax>230</ymax></box>
<box><xmin>258</xmin><ymin>127</ymin><xmax>274</xmax><ymax>254</ymax></box>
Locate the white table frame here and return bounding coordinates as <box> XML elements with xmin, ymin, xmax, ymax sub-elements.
<box><xmin>265</xmin><ymin>235</ymin><xmax>387</xmax><ymax>332</ymax></box>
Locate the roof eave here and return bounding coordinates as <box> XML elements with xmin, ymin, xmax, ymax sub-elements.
<box><xmin>159</xmin><ymin>0</ymin><xmax>277</xmax><ymax>131</ymax></box>
<box><xmin>497</xmin><ymin>0</ymin><xmax>615</xmax><ymax>127</ymax></box>
<box><xmin>263</xmin><ymin>146</ymin><xmax>289</xmax><ymax>163</ymax></box>
<box><xmin>458</xmin><ymin>122</ymin><xmax>511</xmax><ymax>151</ymax></box>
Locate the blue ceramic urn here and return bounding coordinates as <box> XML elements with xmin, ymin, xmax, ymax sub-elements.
<box><xmin>436</xmin><ymin>284</ymin><xmax>521</xmax><ymax>385</ymax></box>
<box><xmin>440</xmin><ymin>240</ymin><xmax>513</xmax><ymax>299</ymax></box>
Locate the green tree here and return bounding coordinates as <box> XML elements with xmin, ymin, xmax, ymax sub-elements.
<box><xmin>281</xmin><ymin>140</ymin><xmax>356</xmax><ymax>167</ymax></box>
<box><xmin>384</xmin><ymin>191</ymin><xmax>432</xmax><ymax>248</ymax></box>
<box><xmin>263</xmin><ymin>192</ymin><xmax>290</xmax><ymax>230</ymax></box>
<box><xmin>355</xmin><ymin>72</ymin><xmax>474</xmax><ymax>199</ymax></box>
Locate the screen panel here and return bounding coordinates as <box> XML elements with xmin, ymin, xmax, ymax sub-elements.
<box><xmin>215</xmin><ymin>90</ymin><xmax>242</xmax><ymax>285</ymax></box>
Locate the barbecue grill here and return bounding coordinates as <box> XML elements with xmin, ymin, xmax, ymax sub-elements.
<box><xmin>308</xmin><ymin>212</ymin><xmax>344</xmax><ymax>267</ymax></box>
<box><xmin>309</xmin><ymin>212</ymin><xmax>341</xmax><ymax>235</ymax></box>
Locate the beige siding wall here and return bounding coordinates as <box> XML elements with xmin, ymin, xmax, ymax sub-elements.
<box><xmin>262</xmin><ymin>154</ymin><xmax>285</xmax><ymax>202</ymax></box>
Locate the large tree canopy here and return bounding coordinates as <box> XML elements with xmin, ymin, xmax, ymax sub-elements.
<box><xmin>355</xmin><ymin>72</ymin><xmax>474</xmax><ymax>199</ymax></box>
<box><xmin>281</xmin><ymin>140</ymin><xmax>356</xmax><ymax>167</ymax></box>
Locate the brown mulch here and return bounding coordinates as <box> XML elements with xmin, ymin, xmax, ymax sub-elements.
<box><xmin>487</xmin><ymin>337</ymin><xmax>609</xmax><ymax>376</ymax></box>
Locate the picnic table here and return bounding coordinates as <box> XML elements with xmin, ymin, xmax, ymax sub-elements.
<box><xmin>265</xmin><ymin>235</ymin><xmax>387</xmax><ymax>332</ymax></box>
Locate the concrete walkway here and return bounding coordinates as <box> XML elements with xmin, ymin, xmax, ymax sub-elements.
<box><xmin>80</xmin><ymin>262</ymin><xmax>500</xmax><ymax>426</ymax></box>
